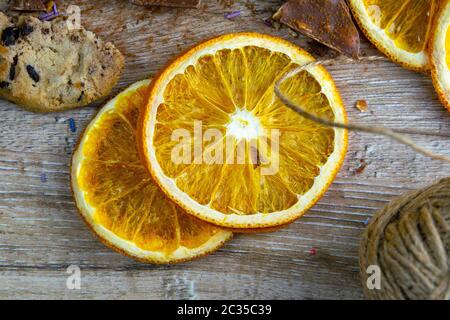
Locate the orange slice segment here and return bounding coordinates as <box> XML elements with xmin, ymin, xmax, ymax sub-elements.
<box><xmin>349</xmin><ymin>0</ymin><xmax>438</xmax><ymax>71</ymax></box>
<box><xmin>140</xmin><ymin>33</ymin><xmax>348</xmax><ymax>229</ymax></box>
<box><xmin>71</xmin><ymin>80</ymin><xmax>232</xmax><ymax>264</ymax></box>
<box><xmin>430</xmin><ymin>0</ymin><xmax>450</xmax><ymax>111</ymax></box>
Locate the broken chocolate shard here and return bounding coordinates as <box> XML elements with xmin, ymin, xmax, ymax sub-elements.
<box><xmin>274</xmin><ymin>0</ymin><xmax>360</xmax><ymax>59</ymax></box>
<box><xmin>130</xmin><ymin>0</ymin><xmax>202</xmax><ymax>8</ymax></box>
<box><xmin>10</xmin><ymin>0</ymin><xmax>46</xmax><ymax>12</ymax></box>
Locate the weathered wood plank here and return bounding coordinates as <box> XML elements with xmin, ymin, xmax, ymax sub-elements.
<box><xmin>1</xmin><ymin>0</ymin><xmax>450</xmax><ymax>300</ymax></box>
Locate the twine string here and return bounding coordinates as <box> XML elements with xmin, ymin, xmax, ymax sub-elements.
<box><xmin>360</xmin><ymin>178</ymin><xmax>450</xmax><ymax>299</ymax></box>
<box><xmin>274</xmin><ymin>56</ymin><xmax>450</xmax><ymax>164</ymax></box>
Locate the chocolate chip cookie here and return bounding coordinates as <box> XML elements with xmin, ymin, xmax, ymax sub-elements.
<box><xmin>0</xmin><ymin>12</ymin><xmax>124</xmax><ymax>113</ymax></box>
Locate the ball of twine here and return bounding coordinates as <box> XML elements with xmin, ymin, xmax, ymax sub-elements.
<box><xmin>360</xmin><ymin>178</ymin><xmax>450</xmax><ymax>300</ymax></box>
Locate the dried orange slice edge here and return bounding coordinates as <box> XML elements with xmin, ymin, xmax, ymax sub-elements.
<box><xmin>349</xmin><ymin>0</ymin><xmax>437</xmax><ymax>71</ymax></box>
<box><xmin>71</xmin><ymin>80</ymin><xmax>232</xmax><ymax>264</ymax></box>
<box><xmin>140</xmin><ymin>33</ymin><xmax>348</xmax><ymax>229</ymax></box>
<box><xmin>430</xmin><ymin>0</ymin><xmax>450</xmax><ymax>111</ymax></box>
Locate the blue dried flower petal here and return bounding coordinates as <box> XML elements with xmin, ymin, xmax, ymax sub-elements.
<box><xmin>69</xmin><ymin>118</ymin><xmax>76</xmax><ymax>133</ymax></box>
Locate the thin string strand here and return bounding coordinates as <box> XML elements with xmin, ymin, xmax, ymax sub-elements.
<box><xmin>274</xmin><ymin>56</ymin><xmax>450</xmax><ymax>164</ymax></box>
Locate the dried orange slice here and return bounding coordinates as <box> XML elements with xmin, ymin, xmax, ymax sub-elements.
<box><xmin>71</xmin><ymin>80</ymin><xmax>232</xmax><ymax>264</ymax></box>
<box><xmin>140</xmin><ymin>33</ymin><xmax>348</xmax><ymax>230</ymax></box>
<box><xmin>349</xmin><ymin>0</ymin><xmax>438</xmax><ymax>71</ymax></box>
<box><xmin>430</xmin><ymin>0</ymin><xmax>450</xmax><ymax>111</ymax></box>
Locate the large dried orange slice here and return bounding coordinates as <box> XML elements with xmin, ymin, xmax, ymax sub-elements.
<box><xmin>71</xmin><ymin>80</ymin><xmax>232</xmax><ymax>264</ymax></box>
<box><xmin>140</xmin><ymin>33</ymin><xmax>348</xmax><ymax>230</ymax></box>
<box><xmin>349</xmin><ymin>0</ymin><xmax>438</xmax><ymax>71</ymax></box>
<box><xmin>430</xmin><ymin>0</ymin><xmax>450</xmax><ymax>111</ymax></box>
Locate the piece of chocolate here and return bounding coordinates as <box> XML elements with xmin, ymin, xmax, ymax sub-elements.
<box><xmin>1</xmin><ymin>27</ymin><xmax>20</xmax><ymax>46</ymax></box>
<box><xmin>273</xmin><ymin>0</ymin><xmax>360</xmax><ymax>59</ymax></box>
<box><xmin>10</xmin><ymin>0</ymin><xmax>46</xmax><ymax>12</ymax></box>
<box><xmin>26</xmin><ymin>65</ymin><xmax>40</xmax><ymax>83</ymax></box>
<box><xmin>130</xmin><ymin>0</ymin><xmax>201</xmax><ymax>8</ymax></box>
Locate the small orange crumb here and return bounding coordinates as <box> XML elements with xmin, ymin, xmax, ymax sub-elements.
<box><xmin>356</xmin><ymin>100</ymin><xmax>368</xmax><ymax>112</ymax></box>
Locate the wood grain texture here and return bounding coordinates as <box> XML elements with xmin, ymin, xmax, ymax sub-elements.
<box><xmin>1</xmin><ymin>0</ymin><xmax>450</xmax><ymax>300</ymax></box>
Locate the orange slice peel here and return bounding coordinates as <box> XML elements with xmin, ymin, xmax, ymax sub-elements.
<box><xmin>430</xmin><ymin>0</ymin><xmax>450</xmax><ymax>111</ymax></box>
<box><xmin>140</xmin><ymin>33</ymin><xmax>348</xmax><ymax>230</ymax></box>
<box><xmin>349</xmin><ymin>0</ymin><xmax>438</xmax><ymax>72</ymax></box>
<box><xmin>71</xmin><ymin>80</ymin><xmax>232</xmax><ymax>264</ymax></box>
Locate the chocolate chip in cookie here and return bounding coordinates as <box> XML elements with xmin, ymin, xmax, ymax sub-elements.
<box><xmin>9</xmin><ymin>55</ymin><xmax>18</xmax><ymax>81</ymax></box>
<box><xmin>26</xmin><ymin>65</ymin><xmax>39</xmax><ymax>82</ymax></box>
<box><xmin>2</xmin><ymin>26</ymin><xmax>20</xmax><ymax>46</ymax></box>
<box><xmin>19</xmin><ymin>24</ymin><xmax>34</xmax><ymax>37</ymax></box>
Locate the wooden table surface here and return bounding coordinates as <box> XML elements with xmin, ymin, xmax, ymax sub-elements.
<box><xmin>1</xmin><ymin>0</ymin><xmax>450</xmax><ymax>300</ymax></box>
